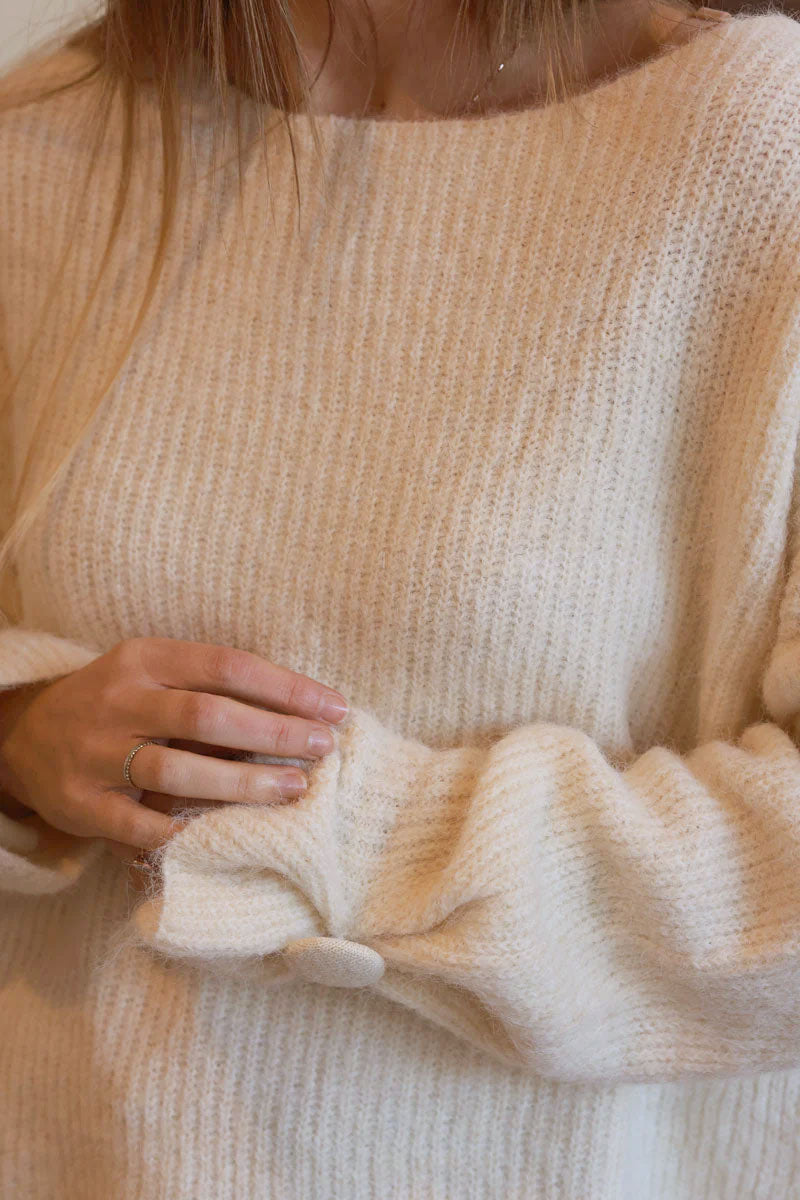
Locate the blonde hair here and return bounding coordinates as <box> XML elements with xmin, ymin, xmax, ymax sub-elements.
<box><xmin>0</xmin><ymin>0</ymin><xmax>697</xmax><ymax>628</ymax></box>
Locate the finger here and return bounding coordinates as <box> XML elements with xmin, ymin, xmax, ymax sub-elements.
<box><xmin>90</xmin><ymin>791</ymin><xmax>189</xmax><ymax>853</ymax></box>
<box><xmin>167</xmin><ymin>739</ymin><xmax>256</xmax><ymax>761</ymax></box>
<box><xmin>104</xmin><ymin>837</ymin><xmax>140</xmax><ymax>860</ymax></box>
<box><xmin>138</xmin><ymin>789</ymin><xmax>219</xmax><ymax>815</ymax></box>
<box><xmin>149</xmin><ymin>690</ymin><xmax>337</xmax><ymax>761</ymax></box>
<box><xmin>121</xmin><ymin>742</ymin><xmax>252</xmax><ymax>810</ymax></box>
<box><xmin>121</xmin><ymin>742</ymin><xmax>307</xmax><ymax>805</ymax></box>
<box><xmin>137</xmin><ymin>638</ymin><xmax>349</xmax><ymax>724</ymax></box>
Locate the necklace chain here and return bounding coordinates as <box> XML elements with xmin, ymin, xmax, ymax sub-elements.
<box><xmin>471</xmin><ymin>57</ymin><xmax>508</xmax><ymax>106</ymax></box>
<box><xmin>469</xmin><ymin>9</ymin><xmax>733</xmax><ymax>108</ymax></box>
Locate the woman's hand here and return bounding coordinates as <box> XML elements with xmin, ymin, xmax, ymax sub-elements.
<box><xmin>0</xmin><ymin>637</ymin><xmax>349</xmax><ymax>887</ymax></box>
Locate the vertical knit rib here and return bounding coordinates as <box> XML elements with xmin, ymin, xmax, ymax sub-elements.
<box><xmin>3</xmin><ymin>12</ymin><xmax>800</xmax><ymax>1198</ymax></box>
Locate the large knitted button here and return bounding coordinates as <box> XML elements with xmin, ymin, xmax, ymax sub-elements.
<box><xmin>283</xmin><ymin>937</ymin><xmax>385</xmax><ymax>987</ymax></box>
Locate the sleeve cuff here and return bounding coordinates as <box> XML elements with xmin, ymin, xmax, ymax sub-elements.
<box><xmin>0</xmin><ymin>812</ymin><xmax>105</xmax><ymax>894</ymax></box>
<box><xmin>125</xmin><ymin>707</ymin><xmax>520</xmax><ymax>1064</ymax></box>
<box><xmin>128</xmin><ymin>706</ymin><xmax>457</xmax><ymax>961</ymax></box>
<box><xmin>0</xmin><ymin>627</ymin><xmax>104</xmax><ymax>691</ymax></box>
<box><xmin>0</xmin><ymin>628</ymin><xmax>105</xmax><ymax>893</ymax></box>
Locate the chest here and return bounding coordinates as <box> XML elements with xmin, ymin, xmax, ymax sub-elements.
<box><xmin>11</xmin><ymin>140</ymin><xmax>789</xmax><ymax>754</ymax></box>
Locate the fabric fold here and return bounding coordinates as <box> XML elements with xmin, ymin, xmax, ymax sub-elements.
<box><xmin>0</xmin><ymin>626</ymin><xmax>103</xmax><ymax>693</ymax></box>
<box><xmin>128</xmin><ymin>701</ymin><xmax>800</xmax><ymax>1085</ymax></box>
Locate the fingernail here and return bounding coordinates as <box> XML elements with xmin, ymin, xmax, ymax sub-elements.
<box><xmin>307</xmin><ymin>727</ymin><xmax>334</xmax><ymax>755</ymax></box>
<box><xmin>318</xmin><ymin>692</ymin><xmax>349</xmax><ymax>723</ymax></box>
<box><xmin>280</xmin><ymin>772</ymin><xmax>308</xmax><ymax>799</ymax></box>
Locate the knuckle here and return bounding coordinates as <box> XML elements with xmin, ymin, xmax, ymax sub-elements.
<box><xmin>180</xmin><ymin>691</ymin><xmax>219</xmax><ymax>737</ymax></box>
<box><xmin>113</xmin><ymin>806</ymin><xmax>165</xmax><ymax>850</ymax></box>
<box><xmin>141</xmin><ymin>745</ymin><xmax>170</xmax><ymax>793</ymax></box>
<box><xmin>233</xmin><ymin>766</ymin><xmax>271</xmax><ymax>805</ymax></box>
<box><xmin>111</xmin><ymin>808</ymin><xmax>149</xmax><ymax>848</ymax></box>
<box><xmin>110</xmin><ymin>637</ymin><xmax>147</xmax><ymax>672</ymax></box>
<box><xmin>94</xmin><ymin>670</ymin><xmax>129</xmax><ymax>714</ymax></box>
<box><xmin>270</xmin><ymin>716</ymin><xmax>294</xmax><ymax>753</ymax></box>
<box><xmin>284</xmin><ymin>671</ymin><xmax>314</xmax><ymax>713</ymax></box>
<box><xmin>112</xmin><ymin>636</ymin><xmax>171</xmax><ymax>683</ymax></box>
<box><xmin>203</xmin><ymin>644</ymin><xmax>241</xmax><ymax>690</ymax></box>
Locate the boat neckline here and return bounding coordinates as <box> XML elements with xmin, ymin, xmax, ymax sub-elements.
<box><xmin>256</xmin><ymin>12</ymin><xmax>781</xmax><ymax>136</ymax></box>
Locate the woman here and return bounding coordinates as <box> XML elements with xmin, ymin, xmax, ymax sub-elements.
<box><xmin>2</xmin><ymin>0</ymin><xmax>800</xmax><ymax>1195</ymax></box>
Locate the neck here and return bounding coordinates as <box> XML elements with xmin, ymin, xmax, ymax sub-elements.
<box><xmin>284</xmin><ymin>0</ymin><xmax>696</xmax><ymax>119</ymax></box>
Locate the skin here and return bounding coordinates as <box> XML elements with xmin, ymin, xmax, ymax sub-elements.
<box><xmin>0</xmin><ymin>638</ymin><xmax>350</xmax><ymax>893</ymax></box>
<box><xmin>287</xmin><ymin>0</ymin><xmax>708</xmax><ymax>120</ymax></box>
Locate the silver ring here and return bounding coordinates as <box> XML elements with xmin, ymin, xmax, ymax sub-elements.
<box><xmin>123</xmin><ymin>739</ymin><xmax>159</xmax><ymax>788</ymax></box>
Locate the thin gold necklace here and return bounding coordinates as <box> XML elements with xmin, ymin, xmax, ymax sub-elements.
<box><xmin>469</xmin><ymin>8</ymin><xmax>732</xmax><ymax>109</ymax></box>
<box><xmin>470</xmin><ymin>54</ymin><xmax>511</xmax><ymax>107</ymax></box>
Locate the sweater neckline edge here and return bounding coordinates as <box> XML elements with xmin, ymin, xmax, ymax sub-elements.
<box><xmin>254</xmin><ymin>12</ymin><xmax>787</xmax><ymax>138</ymax></box>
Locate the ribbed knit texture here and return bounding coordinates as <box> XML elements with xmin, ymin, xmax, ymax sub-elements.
<box><xmin>3</xmin><ymin>11</ymin><xmax>800</xmax><ymax>1196</ymax></box>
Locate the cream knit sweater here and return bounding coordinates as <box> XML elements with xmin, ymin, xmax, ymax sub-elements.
<box><xmin>3</xmin><ymin>11</ymin><xmax>800</xmax><ymax>1197</ymax></box>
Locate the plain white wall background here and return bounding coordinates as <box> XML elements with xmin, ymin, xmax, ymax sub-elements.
<box><xmin>0</xmin><ymin>0</ymin><xmax>95</xmax><ymax>70</ymax></box>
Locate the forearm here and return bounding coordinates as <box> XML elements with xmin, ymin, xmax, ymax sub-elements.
<box><xmin>129</xmin><ymin>703</ymin><xmax>800</xmax><ymax>1085</ymax></box>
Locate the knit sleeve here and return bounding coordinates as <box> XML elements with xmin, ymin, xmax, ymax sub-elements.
<box><xmin>127</xmin><ymin>519</ymin><xmax>800</xmax><ymax>1086</ymax></box>
<box><xmin>0</xmin><ymin>330</ymin><xmax>105</xmax><ymax>892</ymax></box>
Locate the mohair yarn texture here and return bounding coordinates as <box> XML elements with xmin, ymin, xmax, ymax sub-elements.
<box><xmin>3</xmin><ymin>12</ymin><xmax>800</xmax><ymax>1198</ymax></box>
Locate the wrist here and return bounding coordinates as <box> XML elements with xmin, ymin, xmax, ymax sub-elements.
<box><xmin>0</xmin><ymin>681</ymin><xmax>50</xmax><ymax>807</ymax></box>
